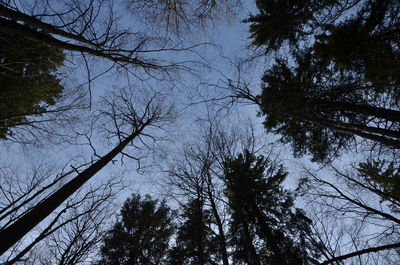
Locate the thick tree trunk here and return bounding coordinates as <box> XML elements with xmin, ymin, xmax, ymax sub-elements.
<box><xmin>0</xmin><ymin>5</ymin><xmax>95</xmax><ymax>46</ymax></box>
<box><xmin>307</xmin><ymin>115</ymin><xmax>400</xmax><ymax>149</ymax></box>
<box><xmin>286</xmin><ymin>111</ymin><xmax>400</xmax><ymax>149</ymax></box>
<box><xmin>0</xmin><ymin>125</ymin><xmax>146</xmax><ymax>255</ymax></box>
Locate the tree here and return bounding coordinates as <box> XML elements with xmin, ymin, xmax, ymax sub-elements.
<box><xmin>96</xmin><ymin>194</ymin><xmax>174</xmax><ymax>265</ymax></box>
<box><xmin>168</xmin><ymin>199</ymin><xmax>219</xmax><ymax>265</ymax></box>
<box><xmin>0</xmin><ymin>30</ymin><xmax>67</xmax><ymax>140</ymax></box>
<box><xmin>245</xmin><ymin>0</ymin><xmax>400</xmax><ymax>162</ymax></box>
<box><xmin>0</xmin><ymin>88</ymin><xmax>173</xmax><ymax>255</ymax></box>
<box><xmin>165</xmin><ymin>122</ymin><xmax>250</xmax><ymax>265</ymax></box>
<box><xmin>0</xmin><ymin>0</ymin><xmax>210</xmax><ymax>145</ymax></box>
<box><xmin>0</xmin><ymin>160</ymin><xmax>122</xmax><ymax>264</ymax></box>
<box><xmin>258</xmin><ymin>51</ymin><xmax>400</xmax><ymax>162</ymax></box>
<box><xmin>125</xmin><ymin>0</ymin><xmax>244</xmax><ymax>35</ymax></box>
<box><xmin>300</xmin><ymin>161</ymin><xmax>400</xmax><ymax>264</ymax></box>
<box><xmin>223</xmin><ymin>150</ymin><xmax>320</xmax><ymax>265</ymax></box>
<box><xmin>0</xmin><ymin>2</ymin><xmax>206</xmax><ymax>75</ymax></box>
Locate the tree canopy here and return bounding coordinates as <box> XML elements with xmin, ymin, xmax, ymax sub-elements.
<box><xmin>248</xmin><ymin>0</ymin><xmax>400</xmax><ymax>162</ymax></box>
<box><xmin>96</xmin><ymin>194</ymin><xmax>174</xmax><ymax>265</ymax></box>
<box><xmin>1</xmin><ymin>0</ymin><xmax>400</xmax><ymax>264</ymax></box>
<box><xmin>224</xmin><ymin>151</ymin><xmax>320</xmax><ymax>264</ymax></box>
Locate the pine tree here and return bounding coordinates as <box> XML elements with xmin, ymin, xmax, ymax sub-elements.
<box><xmin>168</xmin><ymin>199</ymin><xmax>219</xmax><ymax>265</ymax></box>
<box><xmin>224</xmin><ymin>151</ymin><xmax>320</xmax><ymax>265</ymax></box>
<box><xmin>247</xmin><ymin>0</ymin><xmax>400</xmax><ymax>162</ymax></box>
<box><xmin>96</xmin><ymin>194</ymin><xmax>174</xmax><ymax>265</ymax></box>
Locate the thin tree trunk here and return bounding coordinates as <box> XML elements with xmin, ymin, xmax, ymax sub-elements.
<box><xmin>206</xmin><ymin>185</ymin><xmax>230</xmax><ymax>265</ymax></box>
<box><xmin>319</xmin><ymin>242</ymin><xmax>400</xmax><ymax>265</ymax></box>
<box><xmin>0</xmin><ymin>124</ymin><xmax>147</xmax><ymax>255</ymax></box>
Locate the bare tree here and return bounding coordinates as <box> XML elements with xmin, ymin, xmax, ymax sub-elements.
<box><xmin>0</xmin><ymin>0</ymin><xmax>213</xmax><ymax>146</ymax></box>
<box><xmin>0</xmin><ymin>1</ymin><xmax>209</xmax><ymax>75</ymax></box>
<box><xmin>164</xmin><ymin>120</ymin><xmax>274</xmax><ymax>265</ymax></box>
<box><xmin>124</xmin><ymin>0</ymin><xmax>245</xmax><ymax>35</ymax></box>
<box><xmin>1</xmin><ymin>177</ymin><xmax>121</xmax><ymax>265</ymax></box>
<box><xmin>299</xmin><ymin>163</ymin><xmax>400</xmax><ymax>265</ymax></box>
<box><xmin>0</xmin><ymin>87</ymin><xmax>174</xmax><ymax>255</ymax></box>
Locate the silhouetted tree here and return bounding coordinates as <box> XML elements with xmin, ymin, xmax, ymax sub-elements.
<box><xmin>246</xmin><ymin>0</ymin><xmax>400</xmax><ymax>162</ymax></box>
<box><xmin>0</xmin><ymin>89</ymin><xmax>173</xmax><ymax>255</ymax></box>
<box><xmin>258</xmin><ymin>51</ymin><xmax>400</xmax><ymax>162</ymax></box>
<box><xmin>168</xmin><ymin>199</ymin><xmax>219</xmax><ymax>265</ymax></box>
<box><xmin>301</xmin><ymin>161</ymin><xmax>400</xmax><ymax>264</ymax></box>
<box><xmin>224</xmin><ymin>150</ymin><xmax>320</xmax><ymax>265</ymax></box>
<box><xmin>96</xmin><ymin>194</ymin><xmax>174</xmax><ymax>265</ymax></box>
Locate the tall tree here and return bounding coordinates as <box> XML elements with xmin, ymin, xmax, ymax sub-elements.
<box><xmin>246</xmin><ymin>0</ymin><xmax>400</xmax><ymax>162</ymax></box>
<box><xmin>0</xmin><ymin>89</ymin><xmax>172</xmax><ymax>255</ymax></box>
<box><xmin>96</xmin><ymin>194</ymin><xmax>174</xmax><ymax>265</ymax></box>
<box><xmin>258</xmin><ymin>51</ymin><xmax>400</xmax><ymax>162</ymax></box>
<box><xmin>223</xmin><ymin>150</ymin><xmax>320</xmax><ymax>265</ymax></box>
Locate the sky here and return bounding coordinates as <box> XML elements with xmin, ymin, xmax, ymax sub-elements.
<box><xmin>0</xmin><ymin>0</ymin><xmax>312</xmax><ymax>206</ymax></box>
<box><xmin>2</xmin><ymin>1</ymin><xmax>399</xmax><ymax>263</ymax></box>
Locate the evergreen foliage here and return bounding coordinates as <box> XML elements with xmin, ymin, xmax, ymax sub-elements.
<box><xmin>223</xmin><ymin>151</ymin><xmax>320</xmax><ymax>265</ymax></box>
<box><xmin>0</xmin><ymin>31</ymin><xmax>65</xmax><ymax>139</ymax></box>
<box><xmin>168</xmin><ymin>199</ymin><xmax>219</xmax><ymax>265</ymax></box>
<box><xmin>358</xmin><ymin>160</ymin><xmax>400</xmax><ymax>212</ymax></box>
<box><xmin>248</xmin><ymin>0</ymin><xmax>400</xmax><ymax>162</ymax></box>
<box><xmin>96</xmin><ymin>194</ymin><xmax>174</xmax><ymax>265</ymax></box>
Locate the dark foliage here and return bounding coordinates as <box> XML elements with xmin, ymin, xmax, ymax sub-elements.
<box><xmin>0</xmin><ymin>30</ymin><xmax>65</xmax><ymax>139</ymax></box>
<box><xmin>248</xmin><ymin>0</ymin><xmax>400</xmax><ymax>162</ymax></box>
<box><xmin>96</xmin><ymin>194</ymin><xmax>174</xmax><ymax>265</ymax></box>
<box><xmin>224</xmin><ymin>151</ymin><xmax>320</xmax><ymax>264</ymax></box>
<box><xmin>168</xmin><ymin>199</ymin><xmax>219</xmax><ymax>265</ymax></box>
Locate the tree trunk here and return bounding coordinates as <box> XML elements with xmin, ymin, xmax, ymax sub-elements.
<box><xmin>0</xmin><ymin>125</ymin><xmax>146</xmax><ymax>255</ymax></box>
<box><xmin>320</xmin><ymin>242</ymin><xmax>400</xmax><ymax>265</ymax></box>
<box><xmin>206</xmin><ymin>184</ymin><xmax>230</xmax><ymax>265</ymax></box>
<box><xmin>308</xmin><ymin>115</ymin><xmax>400</xmax><ymax>149</ymax></box>
<box><xmin>317</xmin><ymin>100</ymin><xmax>400</xmax><ymax>123</ymax></box>
<box><xmin>287</xmin><ymin>111</ymin><xmax>400</xmax><ymax>149</ymax></box>
<box><xmin>0</xmin><ymin>17</ymin><xmax>157</xmax><ymax>68</ymax></box>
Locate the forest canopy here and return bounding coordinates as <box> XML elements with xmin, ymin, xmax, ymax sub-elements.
<box><xmin>0</xmin><ymin>0</ymin><xmax>399</xmax><ymax>264</ymax></box>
